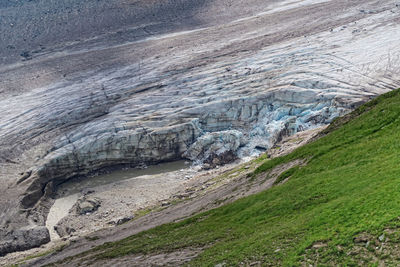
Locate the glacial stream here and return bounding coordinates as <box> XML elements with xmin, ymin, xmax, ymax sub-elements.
<box><xmin>46</xmin><ymin>160</ymin><xmax>190</xmax><ymax>240</ymax></box>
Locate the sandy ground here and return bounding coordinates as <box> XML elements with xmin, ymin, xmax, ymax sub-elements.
<box><xmin>50</xmin><ymin>166</ymin><xmax>203</xmax><ymax>240</ymax></box>
<box><xmin>46</xmin><ymin>193</ymin><xmax>79</xmax><ymax>240</ymax></box>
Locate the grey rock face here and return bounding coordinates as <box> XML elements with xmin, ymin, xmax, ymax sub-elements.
<box><xmin>1</xmin><ymin>0</ymin><xmax>400</xmax><ymax>255</ymax></box>
<box><xmin>0</xmin><ymin>226</ymin><xmax>49</xmax><ymax>257</ymax></box>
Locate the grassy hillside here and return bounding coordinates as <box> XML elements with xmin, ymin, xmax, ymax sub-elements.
<box><xmin>67</xmin><ymin>89</ymin><xmax>400</xmax><ymax>265</ymax></box>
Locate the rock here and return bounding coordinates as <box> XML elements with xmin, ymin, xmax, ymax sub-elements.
<box><xmin>176</xmin><ymin>192</ymin><xmax>191</xmax><ymax>199</ymax></box>
<box><xmin>206</xmin><ymin>150</ymin><xmax>237</xmax><ymax>167</ymax></box>
<box><xmin>354</xmin><ymin>234</ymin><xmax>369</xmax><ymax>244</ymax></box>
<box><xmin>69</xmin><ymin>236</ymin><xmax>80</xmax><ymax>243</ymax></box>
<box><xmin>79</xmin><ymin>202</ymin><xmax>95</xmax><ymax>214</ymax></box>
<box><xmin>0</xmin><ymin>226</ymin><xmax>50</xmax><ymax>256</ymax></box>
<box><xmin>379</xmin><ymin>234</ymin><xmax>385</xmax><ymax>242</ymax></box>
<box><xmin>54</xmin><ymin>225</ymin><xmax>76</xmax><ymax>237</ymax></box>
<box><xmin>136</xmin><ymin>163</ymin><xmax>148</xmax><ymax>169</ymax></box>
<box><xmin>82</xmin><ymin>189</ymin><xmax>95</xmax><ymax>195</ymax></box>
<box><xmin>311</xmin><ymin>242</ymin><xmax>328</xmax><ymax>249</ymax></box>
<box><xmin>108</xmin><ymin>216</ymin><xmax>134</xmax><ymax>226</ymax></box>
<box><xmin>75</xmin><ymin>197</ymin><xmax>101</xmax><ymax>215</ymax></box>
<box><xmin>202</xmin><ymin>163</ymin><xmax>212</xmax><ymax>170</ymax></box>
<box><xmin>20</xmin><ymin>51</ymin><xmax>32</xmax><ymax>60</ymax></box>
<box><xmin>212</xmin><ymin>158</ymin><xmax>221</xmax><ymax>165</ymax></box>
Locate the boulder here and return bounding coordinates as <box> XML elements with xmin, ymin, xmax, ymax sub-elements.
<box><xmin>0</xmin><ymin>226</ymin><xmax>50</xmax><ymax>256</ymax></box>
<box><xmin>107</xmin><ymin>216</ymin><xmax>134</xmax><ymax>226</ymax></box>
<box><xmin>54</xmin><ymin>225</ymin><xmax>76</xmax><ymax>238</ymax></box>
<box><xmin>75</xmin><ymin>197</ymin><xmax>101</xmax><ymax>215</ymax></box>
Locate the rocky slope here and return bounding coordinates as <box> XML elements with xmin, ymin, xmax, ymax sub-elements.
<box><xmin>1</xmin><ymin>0</ymin><xmax>400</xmax><ymax>256</ymax></box>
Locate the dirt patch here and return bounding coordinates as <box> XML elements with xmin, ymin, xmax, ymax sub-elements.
<box><xmin>268</xmin><ymin>127</ymin><xmax>327</xmax><ymax>159</ymax></box>
<box><xmin>74</xmin><ymin>247</ymin><xmax>204</xmax><ymax>267</ymax></box>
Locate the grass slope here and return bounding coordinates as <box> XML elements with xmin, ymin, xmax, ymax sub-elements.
<box><xmin>76</xmin><ymin>89</ymin><xmax>400</xmax><ymax>265</ymax></box>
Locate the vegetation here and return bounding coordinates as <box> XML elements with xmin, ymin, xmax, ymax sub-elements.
<box><xmin>273</xmin><ymin>165</ymin><xmax>300</xmax><ymax>185</ymax></box>
<box><xmin>12</xmin><ymin>243</ymin><xmax>67</xmax><ymax>267</ymax></box>
<box><xmin>67</xmin><ymin>89</ymin><xmax>400</xmax><ymax>265</ymax></box>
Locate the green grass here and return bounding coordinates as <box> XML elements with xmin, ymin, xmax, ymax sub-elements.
<box><xmin>274</xmin><ymin>166</ymin><xmax>301</xmax><ymax>185</ymax></box>
<box><xmin>13</xmin><ymin>243</ymin><xmax>67</xmax><ymax>266</ymax></box>
<box><xmin>71</xmin><ymin>89</ymin><xmax>400</xmax><ymax>265</ymax></box>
